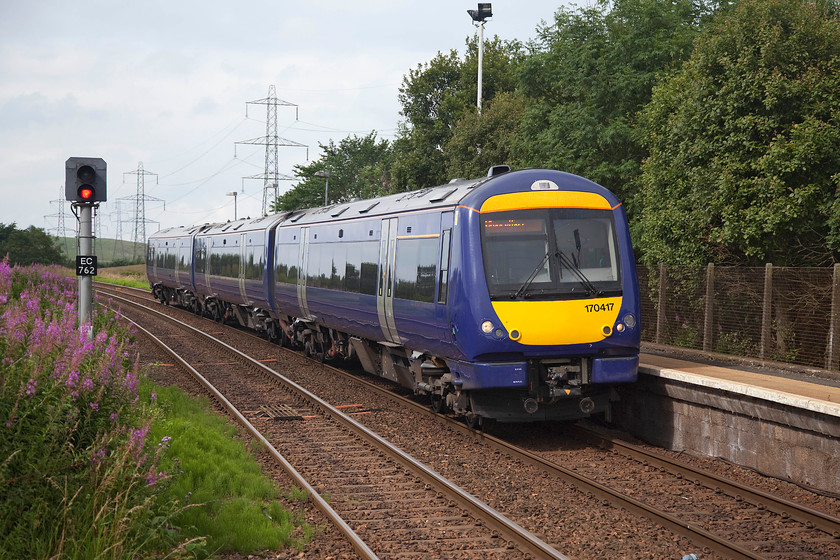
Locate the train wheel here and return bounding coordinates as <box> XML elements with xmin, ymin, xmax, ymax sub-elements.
<box><xmin>210</xmin><ymin>303</ymin><xmax>223</xmax><ymax>323</ymax></box>
<box><xmin>304</xmin><ymin>336</ymin><xmax>325</xmax><ymax>362</ymax></box>
<box><xmin>430</xmin><ymin>391</ymin><xmax>444</xmax><ymax>413</ymax></box>
<box><xmin>313</xmin><ymin>340</ymin><xmax>326</xmax><ymax>363</ymax></box>
<box><xmin>464</xmin><ymin>412</ymin><xmax>495</xmax><ymax>431</ymax></box>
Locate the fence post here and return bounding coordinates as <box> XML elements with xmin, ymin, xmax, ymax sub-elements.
<box><xmin>826</xmin><ymin>263</ymin><xmax>840</xmax><ymax>370</ymax></box>
<box><xmin>703</xmin><ymin>263</ymin><xmax>714</xmax><ymax>352</ymax></box>
<box><xmin>760</xmin><ymin>263</ymin><xmax>773</xmax><ymax>361</ymax></box>
<box><xmin>656</xmin><ymin>263</ymin><xmax>667</xmax><ymax>344</ymax></box>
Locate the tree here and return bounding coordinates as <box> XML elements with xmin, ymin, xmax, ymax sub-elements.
<box><xmin>272</xmin><ymin>132</ymin><xmax>392</xmax><ymax>212</ymax></box>
<box><xmin>444</xmin><ymin>91</ymin><xmax>527</xmax><ymax>179</ymax></box>
<box><xmin>391</xmin><ymin>37</ymin><xmax>524</xmax><ymax>189</ymax></box>
<box><xmin>637</xmin><ymin>0</ymin><xmax>840</xmax><ymax>267</ymax></box>
<box><xmin>513</xmin><ymin>0</ymin><xmax>722</xmax><ymax>205</ymax></box>
<box><xmin>0</xmin><ymin>223</ymin><xmax>64</xmax><ymax>266</ymax></box>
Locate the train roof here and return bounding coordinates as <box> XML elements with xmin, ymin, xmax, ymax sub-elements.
<box><xmin>150</xmin><ymin>176</ymin><xmax>486</xmax><ymax>241</ymax></box>
<box><xmin>270</xmin><ymin>176</ymin><xmax>484</xmax><ymax>227</ymax></box>
<box><xmin>149</xmin><ymin>167</ymin><xmax>617</xmax><ymax>241</ymax></box>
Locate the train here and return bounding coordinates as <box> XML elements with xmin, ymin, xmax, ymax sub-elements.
<box><xmin>147</xmin><ymin>166</ymin><xmax>640</xmax><ymax>425</ymax></box>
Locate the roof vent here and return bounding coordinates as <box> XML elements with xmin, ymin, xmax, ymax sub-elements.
<box><xmin>487</xmin><ymin>165</ymin><xmax>511</xmax><ymax>177</ymax></box>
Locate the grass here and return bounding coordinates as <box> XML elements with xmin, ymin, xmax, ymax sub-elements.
<box><xmin>105</xmin><ymin>265</ymin><xmax>321</xmax><ymax>556</ymax></box>
<box><xmin>56</xmin><ymin>237</ymin><xmax>146</xmax><ymax>264</ymax></box>
<box><xmin>140</xmin><ymin>380</ymin><xmax>319</xmax><ymax>557</ymax></box>
<box><xmin>95</xmin><ymin>264</ymin><xmax>149</xmax><ymax>290</ymax></box>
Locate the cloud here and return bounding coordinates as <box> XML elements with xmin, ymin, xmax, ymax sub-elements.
<box><xmin>0</xmin><ymin>0</ymin><xmax>564</xmax><ymax>235</ymax></box>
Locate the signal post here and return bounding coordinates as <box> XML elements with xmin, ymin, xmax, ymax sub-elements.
<box><xmin>65</xmin><ymin>157</ymin><xmax>107</xmax><ymax>336</ymax></box>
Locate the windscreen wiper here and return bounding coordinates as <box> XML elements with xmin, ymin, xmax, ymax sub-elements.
<box><xmin>512</xmin><ymin>251</ymin><xmax>552</xmax><ymax>299</ymax></box>
<box><xmin>557</xmin><ymin>250</ymin><xmax>601</xmax><ymax>296</ymax></box>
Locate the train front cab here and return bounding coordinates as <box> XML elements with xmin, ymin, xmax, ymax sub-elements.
<box><xmin>446</xmin><ymin>172</ymin><xmax>640</xmax><ymax>422</ymax></box>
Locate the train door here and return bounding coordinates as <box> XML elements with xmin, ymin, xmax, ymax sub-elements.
<box><xmin>437</xmin><ymin>211</ymin><xmax>454</xmax><ymax>343</ymax></box>
<box><xmin>297</xmin><ymin>227</ymin><xmax>311</xmax><ymax>318</ymax></box>
<box><xmin>377</xmin><ymin>217</ymin><xmax>400</xmax><ymax>343</ymax></box>
<box><xmin>238</xmin><ymin>232</ymin><xmax>248</xmax><ymax>303</ymax></box>
<box><xmin>202</xmin><ymin>238</ymin><xmax>212</xmax><ymax>293</ymax></box>
<box><xmin>173</xmin><ymin>239</ymin><xmax>181</xmax><ymax>287</ymax></box>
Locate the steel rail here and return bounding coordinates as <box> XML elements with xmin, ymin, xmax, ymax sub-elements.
<box><xmin>323</xmin><ymin>373</ymin><xmax>765</xmax><ymax>560</ymax></box>
<box><xmin>104</xmin><ymin>292</ymin><xmax>572</xmax><ymax>560</ymax></box>
<box><xmin>567</xmin><ymin>424</ymin><xmax>840</xmax><ymax>539</ymax></box>
<box><xmin>105</xmin><ymin>305</ymin><xmax>380</xmax><ymax>560</ymax></box>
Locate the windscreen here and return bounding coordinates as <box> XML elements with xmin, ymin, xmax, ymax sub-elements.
<box><xmin>481</xmin><ymin>208</ymin><xmax>621</xmax><ymax>300</ymax></box>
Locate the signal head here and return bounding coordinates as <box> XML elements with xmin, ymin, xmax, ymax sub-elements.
<box><xmin>66</xmin><ymin>157</ymin><xmax>107</xmax><ymax>203</ymax></box>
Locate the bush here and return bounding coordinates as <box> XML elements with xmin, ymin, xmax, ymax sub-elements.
<box><xmin>0</xmin><ymin>261</ymin><xmax>175</xmax><ymax>559</ymax></box>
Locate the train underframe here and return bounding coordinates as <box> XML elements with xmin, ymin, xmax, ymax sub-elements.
<box><xmin>151</xmin><ymin>283</ymin><xmax>620</xmax><ymax>425</ymax></box>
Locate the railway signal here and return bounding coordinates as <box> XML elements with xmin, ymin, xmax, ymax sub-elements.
<box><xmin>65</xmin><ymin>157</ymin><xmax>107</xmax><ymax>203</ymax></box>
<box><xmin>65</xmin><ymin>156</ymin><xmax>106</xmax><ymax>339</ymax></box>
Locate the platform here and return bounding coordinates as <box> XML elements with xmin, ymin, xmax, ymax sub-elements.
<box><xmin>612</xmin><ymin>351</ymin><xmax>840</xmax><ymax>494</ymax></box>
<box><xmin>640</xmin><ymin>353</ymin><xmax>840</xmax><ymax>418</ymax></box>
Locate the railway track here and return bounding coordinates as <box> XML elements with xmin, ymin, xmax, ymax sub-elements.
<box><xmin>100</xmin><ymin>285</ymin><xmax>569</xmax><ymax>560</ymax></box>
<box><xmin>98</xmin><ymin>283</ymin><xmax>840</xmax><ymax>559</ymax></box>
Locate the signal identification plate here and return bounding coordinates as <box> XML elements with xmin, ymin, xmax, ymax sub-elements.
<box><xmin>76</xmin><ymin>255</ymin><xmax>98</xmax><ymax>276</ymax></box>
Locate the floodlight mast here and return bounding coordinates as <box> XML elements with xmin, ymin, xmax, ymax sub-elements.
<box><xmin>467</xmin><ymin>3</ymin><xmax>492</xmax><ymax>115</ymax></box>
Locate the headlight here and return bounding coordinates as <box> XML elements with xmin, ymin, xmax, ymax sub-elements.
<box><xmin>623</xmin><ymin>314</ymin><xmax>637</xmax><ymax>328</ymax></box>
<box><xmin>481</xmin><ymin>321</ymin><xmax>494</xmax><ymax>334</ymax></box>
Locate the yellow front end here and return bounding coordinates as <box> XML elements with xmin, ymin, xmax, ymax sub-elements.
<box><xmin>481</xmin><ymin>187</ymin><xmax>622</xmax><ymax>346</ymax></box>
<box><xmin>491</xmin><ymin>297</ymin><xmax>621</xmax><ymax>345</ymax></box>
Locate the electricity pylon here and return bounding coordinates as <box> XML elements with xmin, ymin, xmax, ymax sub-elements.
<box><xmin>122</xmin><ymin>162</ymin><xmax>163</xmax><ymax>260</ymax></box>
<box><xmin>236</xmin><ymin>85</ymin><xmax>307</xmax><ymax>216</ymax></box>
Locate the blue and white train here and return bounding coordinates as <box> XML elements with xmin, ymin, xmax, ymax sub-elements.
<box><xmin>147</xmin><ymin>167</ymin><xmax>640</xmax><ymax>424</ymax></box>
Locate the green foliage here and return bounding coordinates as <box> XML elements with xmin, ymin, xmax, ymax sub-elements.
<box><xmin>390</xmin><ymin>49</ymin><xmax>473</xmax><ymax>190</ymax></box>
<box><xmin>0</xmin><ymin>263</ymin><xmax>316</xmax><ymax>559</ymax></box>
<box><xmin>391</xmin><ymin>37</ymin><xmax>525</xmax><ymax>189</ymax></box>
<box><xmin>638</xmin><ymin>0</ymin><xmax>840</xmax><ymax>267</ymax></box>
<box><xmin>715</xmin><ymin>330</ymin><xmax>755</xmax><ymax>356</ymax></box>
<box><xmin>273</xmin><ymin>132</ymin><xmax>392</xmax><ymax>212</ymax></box>
<box><xmin>513</xmin><ymin>0</ymin><xmax>719</xmax><ymax>206</ymax></box>
<box><xmin>0</xmin><ymin>264</ymin><xmax>174</xmax><ymax>559</ymax></box>
<box><xmin>0</xmin><ymin>223</ymin><xmax>64</xmax><ymax>266</ymax></box>
<box><xmin>445</xmin><ymin>91</ymin><xmax>527</xmax><ymax>179</ymax></box>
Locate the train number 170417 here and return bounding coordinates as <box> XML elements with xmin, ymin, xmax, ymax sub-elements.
<box><xmin>585</xmin><ymin>302</ymin><xmax>614</xmax><ymax>313</ymax></box>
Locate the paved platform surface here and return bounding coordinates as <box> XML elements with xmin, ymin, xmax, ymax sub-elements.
<box><xmin>639</xmin><ymin>353</ymin><xmax>840</xmax><ymax>418</ymax></box>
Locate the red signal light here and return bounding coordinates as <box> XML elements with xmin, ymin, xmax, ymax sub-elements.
<box><xmin>78</xmin><ymin>186</ymin><xmax>95</xmax><ymax>200</ymax></box>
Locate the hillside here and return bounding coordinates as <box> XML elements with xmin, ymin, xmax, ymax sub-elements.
<box><xmin>56</xmin><ymin>236</ymin><xmax>146</xmax><ymax>264</ymax></box>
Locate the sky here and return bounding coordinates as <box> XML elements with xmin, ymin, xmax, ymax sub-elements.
<box><xmin>0</xmin><ymin>0</ymin><xmax>576</xmax><ymax>241</ymax></box>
